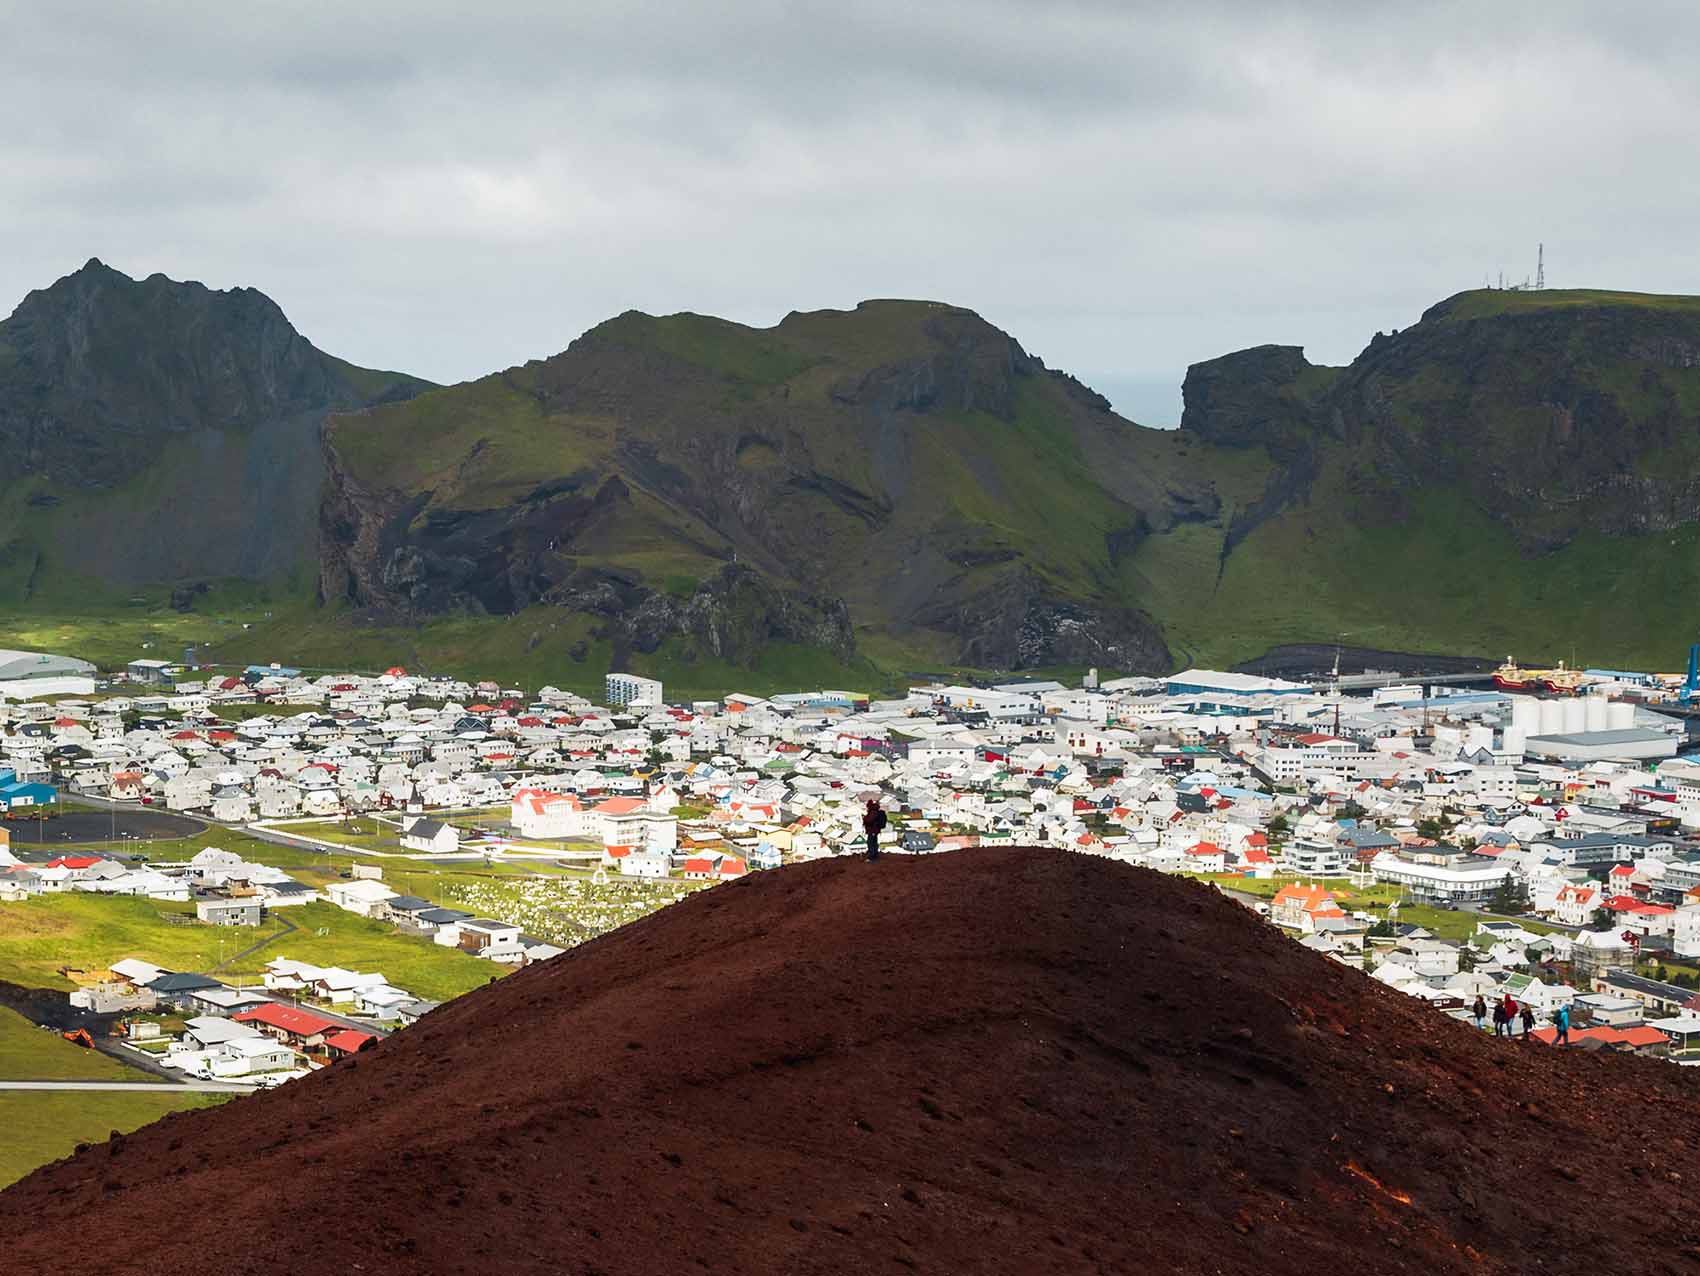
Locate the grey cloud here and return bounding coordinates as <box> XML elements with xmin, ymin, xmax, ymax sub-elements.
<box><xmin>3</xmin><ymin>3</ymin><xmax>1700</xmax><ymax>417</ymax></box>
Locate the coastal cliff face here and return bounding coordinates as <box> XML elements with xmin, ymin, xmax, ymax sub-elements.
<box><xmin>1183</xmin><ymin>292</ymin><xmax>1700</xmax><ymax>552</ymax></box>
<box><xmin>12</xmin><ymin>258</ymin><xmax>1700</xmax><ymax>678</ymax></box>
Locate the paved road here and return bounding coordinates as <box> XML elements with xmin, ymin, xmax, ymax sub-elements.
<box><xmin>209</xmin><ymin>913</ymin><xmax>298</xmax><ymax>974</ymax></box>
<box><xmin>0</xmin><ymin>1080</ymin><xmax>253</xmax><ymax>1093</ymax></box>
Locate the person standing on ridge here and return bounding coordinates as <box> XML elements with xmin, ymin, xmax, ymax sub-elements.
<box><xmin>1520</xmin><ymin>1003</ymin><xmax>1535</xmax><ymax>1040</ymax></box>
<box><xmin>1554</xmin><ymin>1003</ymin><xmax>1571</xmax><ymax>1046</ymax></box>
<box><xmin>1492</xmin><ymin>1002</ymin><xmax>1507</xmax><ymax>1037</ymax></box>
<box><xmin>863</xmin><ymin>798</ymin><xmax>888</xmax><ymax>862</ymax></box>
<box><xmin>1501</xmin><ymin>992</ymin><xmax>1518</xmax><ymax>1035</ymax></box>
<box><xmin>1472</xmin><ymin>995</ymin><xmax>1487</xmax><ymax>1031</ymax></box>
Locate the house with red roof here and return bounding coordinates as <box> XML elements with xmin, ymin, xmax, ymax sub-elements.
<box><xmin>1553</xmin><ymin>883</ymin><xmax>1600</xmax><ymax>927</ymax></box>
<box><xmin>233</xmin><ymin>1002</ymin><xmax>339</xmax><ymax>1049</ymax></box>
<box><xmin>45</xmin><ymin>855</ymin><xmax>103</xmax><ymax>871</ymax></box>
<box><xmin>1181</xmin><ymin>841</ymin><xmax>1226</xmax><ymax>873</ymax></box>
<box><xmin>323</xmin><ymin>1028</ymin><xmax>377</xmax><ymax>1058</ymax></box>
<box><xmin>1270</xmin><ymin>884</ymin><xmax>1346</xmax><ymax>934</ymax></box>
<box><xmin>510</xmin><ymin>787</ymin><xmax>588</xmax><ymax>839</ymax></box>
<box><xmin>680</xmin><ymin>853</ymin><xmax>747</xmax><ymax>881</ymax></box>
<box><xmin>1602</xmin><ymin>894</ymin><xmax>1676</xmax><ymax>938</ymax></box>
<box><xmin>1227</xmin><ymin>841</ymin><xmax>1277</xmax><ymax>878</ymax></box>
<box><xmin>1529</xmin><ymin>1024</ymin><xmax>1669</xmax><ymax>1055</ymax></box>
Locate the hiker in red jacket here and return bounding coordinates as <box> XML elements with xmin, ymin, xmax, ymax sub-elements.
<box><xmin>863</xmin><ymin>798</ymin><xmax>888</xmax><ymax>862</ymax></box>
<box><xmin>1501</xmin><ymin>992</ymin><xmax>1518</xmax><ymax>1036</ymax></box>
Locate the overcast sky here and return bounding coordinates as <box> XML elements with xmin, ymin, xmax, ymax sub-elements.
<box><xmin>5</xmin><ymin>3</ymin><xmax>1699</xmax><ymax>425</ymax></box>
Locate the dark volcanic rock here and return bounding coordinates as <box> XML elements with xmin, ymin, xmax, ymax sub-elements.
<box><xmin>0</xmin><ymin>260</ymin><xmax>429</xmax><ymax>588</ymax></box>
<box><xmin>922</xmin><ymin>566</ymin><xmax>1171</xmax><ymax>672</ymax></box>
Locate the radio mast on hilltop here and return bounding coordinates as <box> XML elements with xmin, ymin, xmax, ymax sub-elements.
<box><xmin>1536</xmin><ymin>242</ymin><xmax>1545</xmax><ymax>290</ymax></box>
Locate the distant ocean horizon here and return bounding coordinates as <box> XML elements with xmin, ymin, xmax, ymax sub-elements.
<box><xmin>1084</xmin><ymin>372</ymin><xmax>1180</xmax><ymax>429</ymax></box>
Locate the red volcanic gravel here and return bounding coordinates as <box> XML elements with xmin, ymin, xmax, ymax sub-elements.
<box><xmin>4</xmin><ymin>847</ymin><xmax>1700</xmax><ymax>1275</ymax></box>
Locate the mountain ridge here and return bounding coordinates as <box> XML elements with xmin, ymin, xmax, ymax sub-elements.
<box><xmin>0</xmin><ymin>260</ymin><xmax>431</xmax><ymax>600</ymax></box>
<box><xmin>7</xmin><ymin>262</ymin><xmax>1700</xmax><ymax>681</ymax></box>
<box><xmin>318</xmin><ymin>297</ymin><xmax>1191</xmax><ymax>673</ymax></box>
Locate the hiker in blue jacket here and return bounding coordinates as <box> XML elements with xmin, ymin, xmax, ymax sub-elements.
<box><xmin>1554</xmin><ymin>1004</ymin><xmax>1571</xmax><ymax>1046</ymax></box>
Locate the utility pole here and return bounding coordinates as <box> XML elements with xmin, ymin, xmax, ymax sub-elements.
<box><xmin>1536</xmin><ymin>242</ymin><xmax>1545</xmax><ymax>291</ymax></box>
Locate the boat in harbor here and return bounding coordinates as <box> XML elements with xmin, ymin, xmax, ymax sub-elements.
<box><xmin>1492</xmin><ymin>658</ymin><xmax>1584</xmax><ymax>694</ymax></box>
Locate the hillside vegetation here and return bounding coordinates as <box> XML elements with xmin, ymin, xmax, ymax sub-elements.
<box><xmin>7</xmin><ymin>263</ymin><xmax>1700</xmax><ymax>684</ymax></box>
<box><xmin>320</xmin><ymin>300</ymin><xmax>1206</xmax><ymax>676</ymax></box>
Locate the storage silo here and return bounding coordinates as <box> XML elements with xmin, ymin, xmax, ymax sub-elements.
<box><xmin>1511</xmin><ymin>697</ymin><xmax>1542</xmax><ymax>735</ymax></box>
<box><xmin>1466</xmin><ymin>724</ymin><xmax>1494</xmax><ymax>754</ymax></box>
<box><xmin>1585</xmin><ymin>693</ymin><xmax>1609</xmax><ymax>733</ymax></box>
<box><xmin>1539</xmin><ymin>700</ymin><xmax>1566</xmax><ymax>734</ymax></box>
<box><xmin>1562</xmin><ymin>699</ymin><xmax>1587</xmax><ymax>734</ymax></box>
<box><xmin>1503</xmin><ymin>726</ymin><xmax>1527</xmax><ymax>756</ymax></box>
<box><xmin>1608</xmin><ymin>701</ymin><xmax>1636</xmax><ymax>731</ymax></box>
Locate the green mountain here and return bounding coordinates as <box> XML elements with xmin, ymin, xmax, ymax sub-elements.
<box><xmin>9</xmin><ymin>263</ymin><xmax>1700</xmax><ymax>687</ymax></box>
<box><xmin>0</xmin><ymin>260</ymin><xmax>430</xmax><ymax>605</ymax></box>
<box><xmin>318</xmin><ymin>301</ymin><xmax>1217</xmax><ymax>678</ymax></box>
<box><xmin>1142</xmin><ymin>287</ymin><xmax>1700</xmax><ymax>670</ymax></box>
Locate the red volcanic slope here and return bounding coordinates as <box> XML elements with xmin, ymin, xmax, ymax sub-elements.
<box><xmin>3</xmin><ymin>848</ymin><xmax>1700</xmax><ymax>1275</ymax></box>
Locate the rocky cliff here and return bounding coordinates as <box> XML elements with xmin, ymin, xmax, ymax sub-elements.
<box><xmin>1185</xmin><ymin>290</ymin><xmax>1700</xmax><ymax>552</ymax></box>
<box><xmin>11</xmin><ymin>263</ymin><xmax>1700</xmax><ymax>680</ymax></box>
<box><xmin>1144</xmin><ymin>287</ymin><xmax>1700</xmax><ymax>670</ymax></box>
<box><xmin>320</xmin><ymin>301</ymin><xmax>1179</xmax><ymax>672</ymax></box>
<box><xmin>0</xmin><ymin>261</ymin><xmax>429</xmax><ymax>597</ymax></box>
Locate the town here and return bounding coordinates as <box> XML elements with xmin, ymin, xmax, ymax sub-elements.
<box><xmin>8</xmin><ymin>647</ymin><xmax>1700</xmax><ymax>1178</ymax></box>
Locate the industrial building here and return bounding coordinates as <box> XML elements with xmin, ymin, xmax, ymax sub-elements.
<box><xmin>1164</xmin><ymin>669</ymin><xmax>1311</xmax><ymax>697</ymax></box>
<box><xmin>1520</xmin><ymin>728</ymin><xmax>1680</xmax><ymax>763</ymax></box>
<box><xmin>0</xmin><ymin>649</ymin><xmax>97</xmax><ymax>699</ymax></box>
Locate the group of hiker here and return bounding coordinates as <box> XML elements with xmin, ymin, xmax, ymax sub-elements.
<box><xmin>1471</xmin><ymin>992</ymin><xmax>1571</xmax><ymax>1045</ymax></box>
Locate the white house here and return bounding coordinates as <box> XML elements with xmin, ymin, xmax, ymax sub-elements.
<box><xmin>617</xmin><ymin>850</ymin><xmax>671</xmax><ymax>878</ymax></box>
<box><xmin>1553</xmin><ymin>883</ymin><xmax>1600</xmax><ymax>928</ymax></box>
<box><xmin>324</xmin><ymin>878</ymin><xmax>398</xmax><ymax>917</ymax></box>
<box><xmin>510</xmin><ymin>788</ymin><xmax>588</xmax><ymax>839</ymax></box>
<box><xmin>1673</xmin><ymin>903</ymin><xmax>1700</xmax><ymax>959</ymax></box>
<box><xmin>196</xmin><ymin>898</ymin><xmax>264</xmax><ymax>926</ymax></box>
<box><xmin>438</xmin><ymin>917</ymin><xmax>525</xmax><ymax>962</ymax></box>
<box><xmin>212</xmin><ymin>1035</ymin><xmax>296</xmax><ymax>1077</ymax></box>
<box><xmin>399</xmin><ymin>815</ymin><xmax>460</xmax><ymax>855</ymax></box>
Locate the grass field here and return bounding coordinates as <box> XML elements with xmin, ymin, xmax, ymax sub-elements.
<box><xmin>1437</xmin><ymin>287</ymin><xmax>1700</xmax><ymax>323</ymax></box>
<box><xmin>1205</xmin><ymin>874</ymin><xmax>1558</xmax><ymax>943</ymax></box>
<box><xmin>0</xmin><ymin>1006</ymin><xmax>141</xmax><ymax>1081</ymax></box>
<box><xmin>0</xmin><ymin>1091</ymin><xmax>226</xmax><ymax>1188</ymax></box>
<box><xmin>0</xmin><ymin>1005</ymin><xmax>226</xmax><ymax>1189</ymax></box>
<box><xmin>0</xmin><ymin>893</ymin><xmax>493</xmax><ymax>1002</ymax></box>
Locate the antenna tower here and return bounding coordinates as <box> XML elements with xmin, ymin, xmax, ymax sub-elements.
<box><xmin>1536</xmin><ymin>243</ymin><xmax>1545</xmax><ymax>290</ymax></box>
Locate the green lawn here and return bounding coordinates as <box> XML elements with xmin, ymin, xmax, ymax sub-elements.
<box><xmin>0</xmin><ymin>1091</ymin><xmax>226</xmax><ymax>1189</ymax></box>
<box><xmin>0</xmin><ymin>1006</ymin><xmax>140</xmax><ymax>1081</ymax></box>
<box><xmin>0</xmin><ymin>894</ymin><xmax>493</xmax><ymax>1002</ymax></box>
<box><xmin>0</xmin><ymin>1005</ymin><xmax>227</xmax><ymax>1189</ymax></box>
<box><xmin>1205</xmin><ymin>873</ymin><xmax>1557</xmax><ymax>943</ymax></box>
